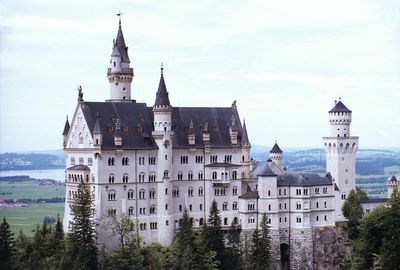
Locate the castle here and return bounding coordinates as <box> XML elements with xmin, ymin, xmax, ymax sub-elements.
<box><xmin>62</xmin><ymin>19</ymin><xmax>397</xmax><ymax>269</ymax></box>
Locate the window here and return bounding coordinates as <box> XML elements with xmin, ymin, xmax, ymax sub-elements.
<box><xmin>127</xmin><ymin>189</ymin><xmax>134</xmax><ymax>200</ymax></box>
<box><xmin>248</xmin><ymin>202</ymin><xmax>255</xmax><ymax>211</ymax></box>
<box><xmin>324</xmin><ymin>215</ymin><xmax>327</xmax><ymax>221</ymax></box>
<box><xmin>179</xmin><ymin>205</ymin><xmax>182</xmax><ymax>212</ymax></box>
<box><xmin>150</xmin><ymin>222</ymin><xmax>158</xmax><ymax>230</ymax></box>
<box><xmin>180</xmin><ymin>156</ymin><xmax>188</xmax><ymax>164</ymax></box>
<box><xmin>79</xmin><ymin>133</ymin><xmax>83</xmax><ymax>144</ymax></box>
<box><xmin>128</xmin><ymin>207</ymin><xmax>134</xmax><ymax>215</ymax></box>
<box><xmin>315</xmin><ymin>188</ymin><xmax>320</xmax><ymax>194</ymax></box>
<box><xmin>149</xmin><ymin>189</ymin><xmax>156</xmax><ymax>199</ymax></box>
<box><xmin>163</xmin><ymin>170</ymin><xmax>169</xmax><ymax>178</ymax></box>
<box><xmin>324</xmin><ymin>201</ymin><xmax>327</xmax><ymax>208</ymax></box>
<box><xmin>279</xmin><ymin>189</ymin><xmax>282</xmax><ymax>196</ymax></box>
<box><xmin>323</xmin><ymin>187</ymin><xmax>328</xmax><ymax>194</ymax></box>
<box><xmin>198</xmin><ymin>187</ymin><xmax>204</xmax><ymax>196</ymax></box>
<box><xmin>139</xmin><ymin>189</ymin><xmax>145</xmax><ymax>200</ymax></box>
<box><xmin>188</xmin><ymin>187</ymin><xmax>194</xmax><ymax>197</ymax></box>
<box><xmin>232</xmin><ymin>171</ymin><xmax>237</xmax><ymax>180</ymax></box>
<box><xmin>71</xmin><ymin>157</ymin><xmax>75</xmax><ymax>165</ymax></box>
<box><xmin>303</xmin><ymin>189</ymin><xmax>309</xmax><ymax>195</ymax></box>
<box><xmin>268</xmin><ymin>190</ymin><xmax>271</xmax><ymax>197</ymax></box>
<box><xmin>316</xmin><ymin>216</ymin><xmax>319</xmax><ymax>221</ymax></box>
<box><xmin>188</xmin><ymin>172</ymin><xmax>193</xmax><ymax>180</ymax></box>
<box><xmin>140</xmin><ymin>223</ymin><xmax>147</xmax><ymax>230</ymax></box>
<box><xmin>139</xmin><ymin>208</ymin><xmax>146</xmax><ymax>215</ymax></box>
<box><xmin>123</xmin><ymin>174</ymin><xmax>129</xmax><ymax>183</ymax></box>
<box><xmin>232</xmin><ymin>202</ymin><xmax>238</xmax><ymax>210</ymax></box>
<box><xmin>248</xmin><ymin>216</ymin><xmax>255</xmax><ymax>224</ymax></box>
<box><xmin>268</xmin><ymin>204</ymin><xmax>271</xmax><ymax>211</ymax></box>
<box><xmin>224</xmin><ymin>155</ymin><xmax>232</xmax><ymax>163</ymax></box>
<box><xmin>108</xmin><ymin>174</ymin><xmax>115</xmax><ymax>184</ymax></box>
<box><xmin>88</xmin><ymin>158</ymin><xmax>93</xmax><ymax>166</ymax></box>
<box><xmin>195</xmin><ymin>156</ymin><xmax>203</xmax><ymax>163</ymax></box>
<box><xmin>223</xmin><ymin>202</ymin><xmax>228</xmax><ymax>211</ymax></box>
<box><xmin>149</xmin><ymin>173</ymin><xmax>156</xmax><ymax>182</ymax></box>
<box><xmin>296</xmin><ymin>189</ymin><xmax>301</xmax><ymax>195</ymax></box>
<box><xmin>296</xmin><ymin>202</ymin><xmax>301</xmax><ymax>210</ymax></box>
<box><xmin>108</xmin><ymin>157</ymin><xmax>115</xmax><ymax>166</ymax></box>
<box><xmin>200</xmin><ymin>204</ymin><xmax>203</xmax><ymax>211</ymax></box>
<box><xmin>122</xmin><ymin>157</ymin><xmax>129</xmax><ymax>165</ymax></box>
<box><xmin>148</xmin><ymin>157</ymin><xmax>156</xmax><ymax>165</ymax></box>
<box><xmin>296</xmin><ymin>217</ymin><xmax>302</xmax><ymax>223</ymax></box>
<box><xmin>210</xmin><ymin>155</ymin><xmax>218</xmax><ymax>163</ymax></box>
<box><xmin>198</xmin><ymin>171</ymin><xmax>203</xmax><ymax>180</ymax></box>
<box><xmin>150</xmin><ymin>205</ymin><xmax>156</xmax><ymax>214</ymax></box>
<box><xmin>108</xmin><ymin>190</ymin><xmax>116</xmax><ymax>201</ymax></box>
<box><xmin>165</xmin><ymin>204</ymin><xmax>169</xmax><ymax>210</ymax></box>
<box><xmin>279</xmin><ymin>203</ymin><xmax>282</xmax><ymax>210</ymax></box>
<box><xmin>108</xmin><ymin>209</ymin><xmax>116</xmax><ymax>217</ymax></box>
<box><xmin>165</xmin><ymin>188</ymin><xmax>168</xmax><ymax>195</ymax></box>
<box><xmin>189</xmin><ymin>204</ymin><xmax>192</xmax><ymax>211</ymax></box>
<box><xmin>224</xmin><ymin>218</ymin><xmax>228</xmax><ymax>225</ymax></box>
<box><xmin>212</xmin><ymin>171</ymin><xmax>217</xmax><ymax>180</ymax></box>
<box><xmin>284</xmin><ymin>189</ymin><xmax>287</xmax><ymax>195</ymax></box>
<box><xmin>178</xmin><ymin>172</ymin><xmax>183</xmax><ymax>181</ymax></box>
<box><xmin>172</xmin><ymin>187</ymin><xmax>179</xmax><ymax>197</ymax></box>
<box><xmin>138</xmin><ymin>157</ymin><xmax>145</xmax><ymax>165</ymax></box>
<box><xmin>341</xmin><ymin>193</ymin><xmax>346</xmax><ymax>200</ymax></box>
<box><xmin>284</xmin><ymin>203</ymin><xmax>287</xmax><ymax>209</ymax></box>
<box><xmin>139</xmin><ymin>173</ymin><xmax>145</xmax><ymax>183</ymax></box>
<box><xmin>316</xmin><ymin>202</ymin><xmax>319</xmax><ymax>209</ymax></box>
<box><xmin>78</xmin><ymin>157</ymin><xmax>84</xmax><ymax>165</ymax></box>
<box><xmin>232</xmin><ymin>186</ymin><xmax>238</xmax><ymax>195</ymax></box>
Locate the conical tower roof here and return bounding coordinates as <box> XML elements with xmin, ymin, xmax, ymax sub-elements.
<box><xmin>154</xmin><ymin>64</ymin><xmax>171</xmax><ymax>106</ymax></box>
<box><xmin>329</xmin><ymin>98</ymin><xmax>352</xmax><ymax>113</ymax></box>
<box><xmin>241</xmin><ymin>120</ymin><xmax>250</xmax><ymax>145</ymax></box>
<box><xmin>269</xmin><ymin>142</ymin><xmax>283</xmax><ymax>153</ymax></box>
<box><xmin>112</xmin><ymin>20</ymin><xmax>130</xmax><ymax>63</ymax></box>
<box><xmin>63</xmin><ymin>116</ymin><xmax>70</xmax><ymax>136</ymax></box>
<box><xmin>93</xmin><ymin>113</ymin><xmax>101</xmax><ymax>134</ymax></box>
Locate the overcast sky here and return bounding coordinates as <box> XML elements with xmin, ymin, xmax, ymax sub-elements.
<box><xmin>1</xmin><ymin>0</ymin><xmax>399</xmax><ymax>152</ymax></box>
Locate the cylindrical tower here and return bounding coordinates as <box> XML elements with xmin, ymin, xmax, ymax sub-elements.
<box><xmin>387</xmin><ymin>175</ymin><xmax>398</xmax><ymax>198</ymax></box>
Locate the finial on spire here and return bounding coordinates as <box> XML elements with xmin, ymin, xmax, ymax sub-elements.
<box><xmin>339</xmin><ymin>97</ymin><xmax>341</xmax><ymax>101</ymax></box>
<box><xmin>161</xmin><ymin>62</ymin><xmax>164</xmax><ymax>75</ymax></box>
<box><xmin>66</xmin><ymin>115</ymin><xmax>68</xmax><ymax>120</ymax></box>
<box><xmin>116</xmin><ymin>11</ymin><xmax>123</xmax><ymax>28</ymax></box>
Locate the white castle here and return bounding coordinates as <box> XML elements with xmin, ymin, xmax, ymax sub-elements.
<box><xmin>62</xmin><ymin>19</ymin><xmax>398</xmax><ymax>269</ymax></box>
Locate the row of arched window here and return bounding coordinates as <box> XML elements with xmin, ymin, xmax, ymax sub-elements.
<box><xmin>211</xmin><ymin>171</ymin><xmax>238</xmax><ymax>180</ymax></box>
<box><xmin>67</xmin><ymin>173</ymin><xmax>89</xmax><ymax>183</ymax></box>
<box><xmin>108</xmin><ymin>156</ymin><xmax>130</xmax><ymax>166</ymax></box>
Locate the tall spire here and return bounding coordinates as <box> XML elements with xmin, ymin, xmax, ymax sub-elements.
<box><xmin>113</xmin><ymin>12</ymin><xmax>130</xmax><ymax>63</ymax></box>
<box><xmin>63</xmin><ymin>115</ymin><xmax>70</xmax><ymax>136</ymax></box>
<box><xmin>241</xmin><ymin>119</ymin><xmax>250</xmax><ymax>145</ymax></box>
<box><xmin>154</xmin><ymin>63</ymin><xmax>171</xmax><ymax>106</ymax></box>
<box><xmin>93</xmin><ymin>113</ymin><xmax>101</xmax><ymax>134</ymax></box>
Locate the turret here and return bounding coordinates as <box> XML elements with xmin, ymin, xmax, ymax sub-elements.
<box><xmin>229</xmin><ymin>114</ymin><xmax>238</xmax><ymax>145</ymax></box>
<box><xmin>387</xmin><ymin>175</ymin><xmax>398</xmax><ymax>198</ymax></box>
<box><xmin>187</xmin><ymin>119</ymin><xmax>196</xmax><ymax>146</ymax></box>
<box><xmin>93</xmin><ymin>113</ymin><xmax>102</xmax><ymax>147</ymax></box>
<box><xmin>241</xmin><ymin>120</ymin><xmax>251</xmax><ymax>180</ymax></box>
<box><xmin>107</xmin><ymin>16</ymin><xmax>134</xmax><ymax>101</ymax></box>
<box><xmin>269</xmin><ymin>141</ymin><xmax>283</xmax><ymax>167</ymax></box>
<box><xmin>153</xmin><ymin>63</ymin><xmax>172</xmax><ymax>132</ymax></box>
<box><xmin>328</xmin><ymin>98</ymin><xmax>352</xmax><ymax>138</ymax></box>
<box><xmin>63</xmin><ymin>116</ymin><xmax>70</xmax><ymax>149</ymax></box>
<box><xmin>114</xmin><ymin>118</ymin><xmax>123</xmax><ymax>147</ymax></box>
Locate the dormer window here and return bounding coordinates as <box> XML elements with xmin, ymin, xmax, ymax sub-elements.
<box><xmin>113</xmin><ymin>61</ymin><xmax>116</xmax><ymax>67</ymax></box>
<box><xmin>107</xmin><ymin>125</ymin><xmax>114</xmax><ymax>132</ymax></box>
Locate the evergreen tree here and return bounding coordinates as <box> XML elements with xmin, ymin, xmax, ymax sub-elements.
<box><xmin>225</xmin><ymin>221</ymin><xmax>243</xmax><ymax>270</ymax></box>
<box><xmin>342</xmin><ymin>189</ymin><xmax>363</xmax><ymax>239</ymax></box>
<box><xmin>54</xmin><ymin>213</ymin><xmax>64</xmax><ymax>246</ymax></box>
<box><xmin>202</xmin><ymin>200</ymin><xmax>226</xmax><ymax>269</ymax></box>
<box><xmin>380</xmin><ymin>188</ymin><xmax>400</xmax><ymax>269</ymax></box>
<box><xmin>249</xmin><ymin>213</ymin><xmax>271</xmax><ymax>270</ymax></box>
<box><xmin>0</xmin><ymin>217</ymin><xmax>15</xmax><ymax>268</ymax></box>
<box><xmin>67</xmin><ymin>180</ymin><xmax>98</xmax><ymax>270</ymax></box>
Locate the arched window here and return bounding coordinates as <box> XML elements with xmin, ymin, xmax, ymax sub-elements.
<box><xmin>248</xmin><ymin>202</ymin><xmax>255</xmax><ymax>211</ymax></box>
<box><xmin>224</xmin><ymin>218</ymin><xmax>228</xmax><ymax>225</ymax></box>
<box><xmin>108</xmin><ymin>174</ymin><xmax>115</xmax><ymax>184</ymax></box>
<box><xmin>198</xmin><ymin>186</ymin><xmax>204</xmax><ymax>196</ymax></box>
<box><xmin>108</xmin><ymin>190</ymin><xmax>116</xmax><ymax>201</ymax></box>
<box><xmin>139</xmin><ymin>172</ymin><xmax>145</xmax><ymax>183</ymax></box>
<box><xmin>139</xmin><ymin>189</ymin><xmax>146</xmax><ymax>200</ymax></box>
<box><xmin>123</xmin><ymin>174</ymin><xmax>129</xmax><ymax>183</ymax></box>
<box><xmin>127</xmin><ymin>189</ymin><xmax>134</xmax><ymax>200</ymax></box>
<box><xmin>150</xmin><ymin>189</ymin><xmax>156</xmax><ymax>199</ymax></box>
<box><xmin>188</xmin><ymin>187</ymin><xmax>194</xmax><ymax>197</ymax></box>
<box><xmin>164</xmin><ymin>170</ymin><xmax>169</xmax><ymax>178</ymax></box>
<box><xmin>150</xmin><ymin>205</ymin><xmax>156</xmax><ymax>214</ymax></box>
<box><xmin>242</xmin><ymin>155</ymin><xmax>245</xmax><ymax>162</ymax></box>
<box><xmin>233</xmin><ymin>217</ymin><xmax>238</xmax><ymax>225</ymax></box>
<box><xmin>232</xmin><ymin>171</ymin><xmax>237</xmax><ymax>180</ymax></box>
<box><xmin>172</xmin><ymin>186</ymin><xmax>179</xmax><ymax>197</ymax></box>
<box><xmin>232</xmin><ymin>186</ymin><xmax>238</xmax><ymax>195</ymax></box>
<box><xmin>79</xmin><ymin>133</ymin><xmax>83</xmax><ymax>144</ymax></box>
<box><xmin>222</xmin><ymin>202</ymin><xmax>228</xmax><ymax>210</ymax></box>
<box><xmin>199</xmin><ymin>218</ymin><xmax>204</xmax><ymax>226</ymax></box>
<box><xmin>212</xmin><ymin>171</ymin><xmax>217</xmax><ymax>180</ymax></box>
<box><xmin>178</xmin><ymin>172</ymin><xmax>183</xmax><ymax>181</ymax></box>
<box><xmin>128</xmin><ymin>206</ymin><xmax>134</xmax><ymax>215</ymax></box>
<box><xmin>221</xmin><ymin>172</ymin><xmax>224</xmax><ymax>180</ymax></box>
<box><xmin>232</xmin><ymin>201</ymin><xmax>238</xmax><ymax>210</ymax></box>
<box><xmin>188</xmin><ymin>172</ymin><xmax>193</xmax><ymax>180</ymax></box>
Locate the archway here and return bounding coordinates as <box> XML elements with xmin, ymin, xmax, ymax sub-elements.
<box><xmin>280</xmin><ymin>243</ymin><xmax>290</xmax><ymax>270</ymax></box>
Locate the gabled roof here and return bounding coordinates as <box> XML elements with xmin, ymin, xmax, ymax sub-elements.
<box><xmin>241</xmin><ymin>120</ymin><xmax>250</xmax><ymax>145</ymax></box>
<box><xmin>77</xmin><ymin>102</ymin><xmax>246</xmax><ymax>150</ymax></box>
<box><xmin>113</xmin><ymin>26</ymin><xmax>130</xmax><ymax>63</ymax></box>
<box><xmin>269</xmin><ymin>142</ymin><xmax>283</xmax><ymax>153</ymax></box>
<box><xmin>154</xmin><ymin>72</ymin><xmax>171</xmax><ymax>106</ymax></box>
<box><xmin>329</xmin><ymin>100</ymin><xmax>352</xmax><ymax>113</ymax></box>
<box><xmin>239</xmin><ymin>190</ymin><xmax>259</xmax><ymax>199</ymax></box>
<box><xmin>277</xmin><ymin>173</ymin><xmax>333</xmax><ymax>187</ymax></box>
<box><xmin>63</xmin><ymin>117</ymin><xmax>70</xmax><ymax>136</ymax></box>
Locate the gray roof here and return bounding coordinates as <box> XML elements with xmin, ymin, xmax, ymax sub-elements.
<box><xmin>251</xmin><ymin>161</ymin><xmax>277</xmax><ymax>177</ymax></box>
<box><xmin>277</xmin><ymin>173</ymin><xmax>333</xmax><ymax>187</ymax></box>
<box><xmin>93</xmin><ymin>114</ymin><xmax>101</xmax><ymax>134</ymax></box>
<box><xmin>270</xmin><ymin>142</ymin><xmax>283</xmax><ymax>153</ymax></box>
<box><xmin>329</xmin><ymin>100</ymin><xmax>352</xmax><ymax>113</ymax></box>
<box><xmin>239</xmin><ymin>190</ymin><xmax>259</xmax><ymax>199</ymax></box>
<box><xmin>67</xmin><ymin>165</ymin><xmax>90</xmax><ymax>171</ymax></box>
<box><xmin>154</xmin><ymin>73</ymin><xmax>171</xmax><ymax>106</ymax></box>
<box><xmin>205</xmin><ymin>162</ymin><xmax>241</xmax><ymax>168</ymax></box>
<box><xmin>241</xmin><ymin>120</ymin><xmax>250</xmax><ymax>145</ymax></box>
<box><xmin>388</xmin><ymin>175</ymin><xmax>398</xmax><ymax>182</ymax></box>
<box><xmin>63</xmin><ymin>118</ymin><xmax>70</xmax><ymax>136</ymax></box>
<box><xmin>77</xmin><ymin>102</ymin><xmax>246</xmax><ymax>150</ymax></box>
<box><xmin>361</xmin><ymin>198</ymin><xmax>388</xmax><ymax>204</ymax></box>
<box><xmin>112</xmin><ymin>26</ymin><xmax>130</xmax><ymax>63</ymax></box>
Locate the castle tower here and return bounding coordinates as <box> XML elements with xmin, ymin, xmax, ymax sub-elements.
<box><xmin>152</xmin><ymin>64</ymin><xmax>174</xmax><ymax>245</ymax></box>
<box><xmin>62</xmin><ymin>116</ymin><xmax>70</xmax><ymax>149</ymax></box>
<box><xmin>107</xmin><ymin>16</ymin><xmax>134</xmax><ymax>101</ymax></box>
<box><xmin>387</xmin><ymin>175</ymin><xmax>398</xmax><ymax>198</ymax></box>
<box><xmin>323</xmin><ymin>98</ymin><xmax>358</xmax><ymax>221</ymax></box>
<box><xmin>269</xmin><ymin>141</ymin><xmax>283</xmax><ymax>168</ymax></box>
<box><xmin>240</xmin><ymin>120</ymin><xmax>251</xmax><ymax>187</ymax></box>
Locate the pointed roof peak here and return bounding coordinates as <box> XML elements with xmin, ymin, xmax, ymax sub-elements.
<box><xmin>270</xmin><ymin>142</ymin><xmax>283</xmax><ymax>153</ymax></box>
<box><xmin>241</xmin><ymin>120</ymin><xmax>250</xmax><ymax>145</ymax></box>
<box><xmin>63</xmin><ymin>116</ymin><xmax>70</xmax><ymax>136</ymax></box>
<box><xmin>112</xmin><ymin>13</ymin><xmax>130</xmax><ymax>63</ymax></box>
<box><xmin>329</xmin><ymin>98</ymin><xmax>351</xmax><ymax>113</ymax></box>
<box><xmin>389</xmin><ymin>175</ymin><xmax>398</xmax><ymax>182</ymax></box>
<box><xmin>93</xmin><ymin>113</ymin><xmax>101</xmax><ymax>134</ymax></box>
<box><xmin>154</xmin><ymin>64</ymin><xmax>171</xmax><ymax>107</ymax></box>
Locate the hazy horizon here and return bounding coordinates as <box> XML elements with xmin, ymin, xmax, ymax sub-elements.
<box><xmin>1</xmin><ymin>0</ymin><xmax>399</xmax><ymax>152</ymax></box>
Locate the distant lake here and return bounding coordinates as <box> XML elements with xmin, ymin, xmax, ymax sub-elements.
<box><xmin>0</xmin><ymin>169</ymin><xmax>65</xmax><ymax>182</ymax></box>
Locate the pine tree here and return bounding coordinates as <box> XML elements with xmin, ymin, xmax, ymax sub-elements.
<box><xmin>249</xmin><ymin>213</ymin><xmax>271</xmax><ymax>270</ymax></box>
<box><xmin>202</xmin><ymin>200</ymin><xmax>226</xmax><ymax>269</ymax></box>
<box><xmin>225</xmin><ymin>221</ymin><xmax>243</xmax><ymax>270</ymax></box>
<box><xmin>342</xmin><ymin>189</ymin><xmax>363</xmax><ymax>239</ymax></box>
<box><xmin>380</xmin><ymin>187</ymin><xmax>400</xmax><ymax>269</ymax></box>
<box><xmin>54</xmin><ymin>213</ymin><xmax>64</xmax><ymax>246</ymax></box>
<box><xmin>0</xmin><ymin>217</ymin><xmax>15</xmax><ymax>268</ymax></box>
<box><xmin>67</xmin><ymin>180</ymin><xmax>98</xmax><ymax>270</ymax></box>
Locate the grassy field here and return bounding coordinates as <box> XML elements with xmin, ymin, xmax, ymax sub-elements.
<box><xmin>0</xmin><ymin>180</ymin><xmax>65</xmax><ymax>199</ymax></box>
<box><xmin>1</xmin><ymin>203</ymin><xmax>64</xmax><ymax>236</ymax></box>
